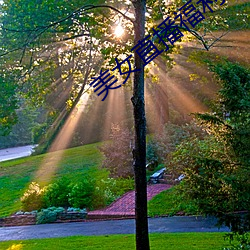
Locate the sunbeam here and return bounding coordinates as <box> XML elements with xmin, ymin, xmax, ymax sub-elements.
<box><xmin>35</xmin><ymin>92</ymin><xmax>89</xmax><ymax>184</ymax></box>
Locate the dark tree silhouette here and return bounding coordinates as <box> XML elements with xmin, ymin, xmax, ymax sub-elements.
<box><xmin>131</xmin><ymin>1</ymin><xmax>150</xmax><ymax>249</ymax></box>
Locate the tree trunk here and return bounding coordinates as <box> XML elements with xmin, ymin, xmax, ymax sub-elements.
<box><xmin>132</xmin><ymin>1</ymin><xmax>150</xmax><ymax>250</ymax></box>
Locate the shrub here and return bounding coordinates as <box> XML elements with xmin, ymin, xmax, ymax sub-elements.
<box><xmin>223</xmin><ymin>233</ymin><xmax>250</xmax><ymax>250</ymax></box>
<box><xmin>99</xmin><ymin>124</ymin><xmax>134</xmax><ymax>178</ymax></box>
<box><xmin>32</xmin><ymin>123</ymin><xmax>47</xmax><ymax>144</ymax></box>
<box><xmin>146</xmin><ymin>140</ymin><xmax>159</xmax><ymax>171</ymax></box>
<box><xmin>167</xmin><ymin>135</ymin><xmax>242</xmax><ymax>214</ymax></box>
<box><xmin>21</xmin><ymin>182</ymin><xmax>45</xmax><ymax>211</ymax></box>
<box><xmin>36</xmin><ymin>206</ymin><xmax>64</xmax><ymax>224</ymax></box>
<box><xmin>43</xmin><ymin>177</ymin><xmax>71</xmax><ymax>208</ymax></box>
<box><xmin>92</xmin><ymin>178</ymin><xmax>117</xmax><ymax>209</ymax></box>
<box><xmin>93</xmin><ymin>177</ymin><xmax>134</xmax><ymax>209</ymax></box>
<box><xmin>68</xmin><ymin>180</ymin><xmax>94</xmax><ymax>209</ymax></box>
<box><xmin>148</xmin><ymin>122</ymin><xmax>205</xmax><ymax>165</ymax></box>
<box><xmin>67</xmin><ymin>207</ymin><xmax>86</xmax><ymax>213</ymax></box>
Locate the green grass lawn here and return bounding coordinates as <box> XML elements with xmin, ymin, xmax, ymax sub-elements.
<box><xmin>148</xmin><ymin>186</ymin><xmax>199</xmax><ymax>217</ymax></box>
<box><xmin>0</xmin><ymin>143</ymin><xmax>104</xmax><ymax>217</ymax></box>
<box><xmin>0</xmin><ymin>140</ymin><xmax>201</xmax><ymax>219</ymax></box>
<box><xmin>0</xmin><ymin>233</ymin><xmax>231</xmax><ymax>250</ymax></box>
<box><xmin>0</xmin><ymin>140</ymin><xmax>185</xmax><ymax>219</ymax></box>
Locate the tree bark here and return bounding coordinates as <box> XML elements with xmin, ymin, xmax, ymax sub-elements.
<box><xmin>132</xmin><ymin>1</ymin><xmax>150</xmax><ymax>250</ymax></box>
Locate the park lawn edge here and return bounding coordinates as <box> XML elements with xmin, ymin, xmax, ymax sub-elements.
<box><xmin>0</xmin><ymin>232</ymin><xmax>232</xmax><ymax>250</ymax></box>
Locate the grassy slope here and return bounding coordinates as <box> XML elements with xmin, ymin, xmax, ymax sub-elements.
<box><xmin>0</xmin><ymin>143</ymin><xmax>103</xmax><ymax>217</ymax></box>
<box><xmin>148</xmin><ymin>186</ymin><xmax>199</xmax><ymax>217</ymax></box>
<box><xmin>0</xmin><ymin>233</ymin><xmax>230</xmax><ymax>250</ymax></box>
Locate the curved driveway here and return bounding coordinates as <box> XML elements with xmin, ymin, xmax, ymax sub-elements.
<box><xmin>0</xmin><ymin>145</ymin><xmax>36</xmax><ymax>162</ymax></box>
<box><xmin>0</xmin><ymin>216</ymin><xmax>229</xmax><ymax>241</ymax></box>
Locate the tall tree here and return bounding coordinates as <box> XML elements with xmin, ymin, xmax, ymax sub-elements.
<box><xmin>168</xmin><ymin>61</ymin><xmax>250</xmax><ymax>233</ymax></box>
<box><xmin>132</xmin><ymin>1</ymin><xmax>150</xmax><ymax>249</ymax></box>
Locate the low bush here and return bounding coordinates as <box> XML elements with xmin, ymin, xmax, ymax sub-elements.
<box><xmin>43</xmin><ymin>177</ymin><xmax>71</xmax><ymax>208</ymax></box>
<box><xmin>67</xmin><ymin>207</ymin><xmax>87</xmax><ymax>213</ymax></box>
<box><xmin>20</xmin><ymin>182</ymin><xmax>45</xmax><ymax>212</ymax></box>
<box><xmin>36</xmin><ymin>206</ymin><xmax>65</xmax><ymax>224</ymax></box>
<box><xmin>93</xmin><ymin>178</ymin><xmax>117</xmax><ymax>209</ymax></box>
<box><xmin>68</xmin><ymin>180</ymin><xmax>94</xmax><ymax>209</ymax></box>
<box><xmin>93</xmin><ymin>177</ymin><xmax>134</xmax><ymax>209</ymax></box>
<box><xmin>223</xmin><ymin>233</ymin><xmax>250</xmax><ymax>250</ymax></box>
<box><xmin>21</xmin><ymin>176</ymin><xmax>134</xmax><ymax>212</ymax></box>
<box><xmin>112</xmin><ymin>177</ymin><xmax>134</xmax><ymax>197</ymax></box>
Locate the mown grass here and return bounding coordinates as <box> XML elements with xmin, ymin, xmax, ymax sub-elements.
<box><xmin>0</xmin><ymin>140</ymin><xmax>185</xmax><ymax>219</ymax></box>
<box><xmin>0</xmin><ymin>140</ymin><xmax>199</xmax><ymax>218</ymax></box>
<box><xmin>0</xmin><ymin>233</ymin><xmax>230</xmax><ymax>250</ymax></box>
<box><xmin>148</xmin><ymin>186</ymin><xmax>199</xmax><ymax>217</ymax></box>
<box><xmin>0</xmin><ymin>143</ymin><xmax>104</xmax><ymax>217</ymax></box>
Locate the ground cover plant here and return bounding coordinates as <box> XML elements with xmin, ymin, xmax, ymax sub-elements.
<box><xmin>0</xmin><ymin>233</ymin><xmax>232</xmax><ymax>250</ymax></box>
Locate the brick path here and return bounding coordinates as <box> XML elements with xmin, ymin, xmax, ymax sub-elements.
<box><xmin>88</xmin><ymin>184</ymin><xmax>171</xmax><ymax>219</ymax></box>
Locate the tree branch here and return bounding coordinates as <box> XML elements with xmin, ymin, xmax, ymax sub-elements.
<box><xmin>1</xmin><ymin>4</ymin><xmax>134</xmax><ymax>33</ymax></box>
<box><xmin>0</xmin><ymin>4</ymin><xmax>134</xmax><ymax>57</ymax></box>
<box><xmin>152</xmin><ymin>25</ymin><xmax>229</xmax><ymax>51</ymax></box>
<box><xmin>83</xmin><ymin>5</ymin><xmax>134</xmax><ymax>24</ymax></box>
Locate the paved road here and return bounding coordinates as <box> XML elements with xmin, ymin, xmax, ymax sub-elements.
<box><xmin>0</xmin><ymin>216</ymin><xmax>229</xmax><ymax>241</ymax></box>
<box><xmin>0</xmin><ymin>145</ymin><xmax>37</xmax><ymax>162</ymax></box>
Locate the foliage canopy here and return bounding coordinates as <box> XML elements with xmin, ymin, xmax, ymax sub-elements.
<box><xmin>168</xmin><ymin>61</ymin><xmax>250</xmax><ymax>233</ymax></box>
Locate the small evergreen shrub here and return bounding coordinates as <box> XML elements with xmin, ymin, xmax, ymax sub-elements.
<box><xmin>93</xmin><ymin>178</ymin><xmax>117</xmax><ymax>208</ymax></box>
<box><xmin>112</xmin><ymin>177</ymin><xmax>134</xmax><ymax>197</ymax></box>
<box><xmin>36</xmin><ymin>206</ymin><xmax>64</xmax><ymax>224</ymax></box>
<box><xmin>67</xmin><ymin>207</ymin><xmax>86</xmax><ymax>213</ymax></box>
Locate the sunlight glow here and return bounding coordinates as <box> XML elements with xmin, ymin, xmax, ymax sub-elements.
<box><xmin>114</xmin><ymin>24</ymin><xmax>124</xmax><ymax>38</ymax></box>
<box><xmin>33</xmin><ymin>47</ymin><xmax>215</xmax><ymax>185</ymax></box>
<box><xmin>35</xmin><ymin>92</ymin><xmax>90</xmax><ymax>184</ymax></box>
